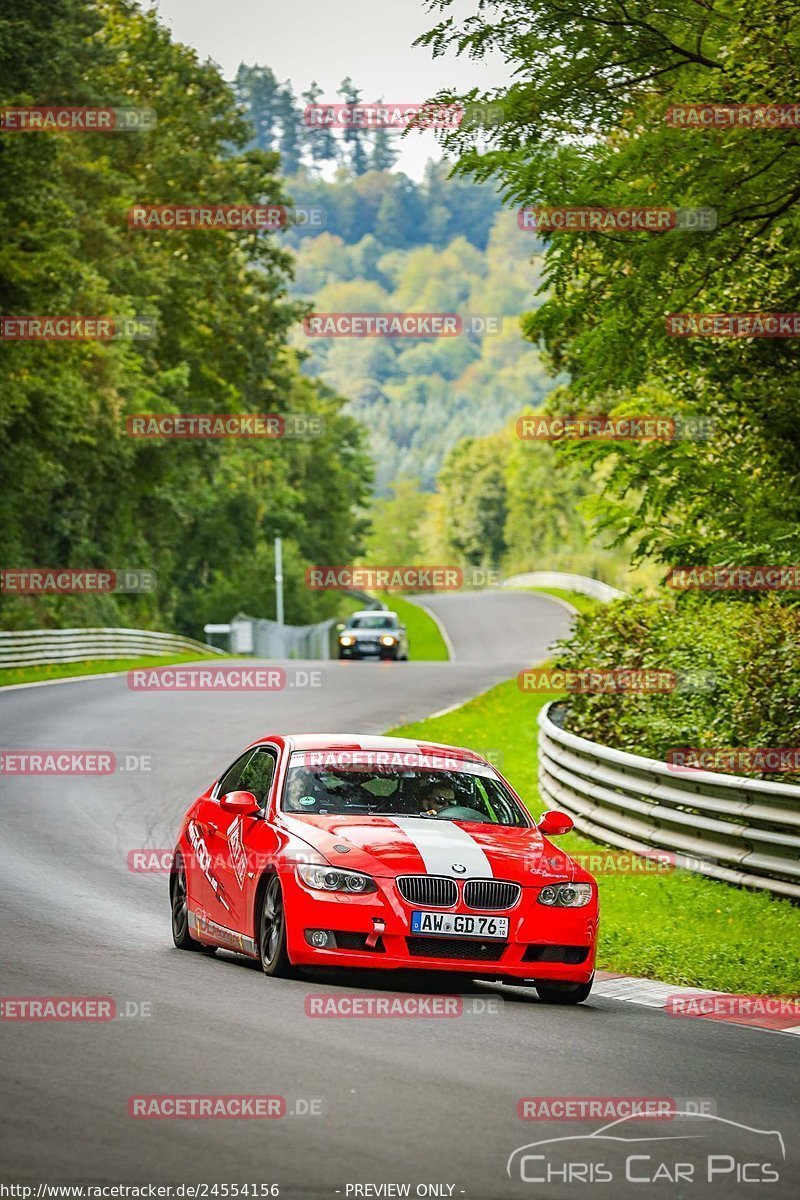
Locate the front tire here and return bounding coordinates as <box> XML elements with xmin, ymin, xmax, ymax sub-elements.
<box><xmin>258</xmin><ymin>875</ymin><xmax>293</xmax><ymax>977</ymax></box>
<box><xmin>170</xmin><ymin>854</ymin><xmax>215</xmax><ymax>954</ymax></box>
<box><xmin>535</xmin><ymin>975</ymin><xmax>593</xmax><ymax>1005</ymax></box>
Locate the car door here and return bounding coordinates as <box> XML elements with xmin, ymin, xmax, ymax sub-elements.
<box><xmin>188</xmin><ymin>750</ymin><xmax>254</xmax><ymax>931</ymax></box>
<box><xmin>211</xmin><ymin>745</ymin><xmax>279</xmax><ymax>939</ymax></box>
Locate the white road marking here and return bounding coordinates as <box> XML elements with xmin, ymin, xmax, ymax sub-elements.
<box><xmin>407</xmin><ymin>597</ymin><xmax>456</xmax><ymax>662</ymax></box>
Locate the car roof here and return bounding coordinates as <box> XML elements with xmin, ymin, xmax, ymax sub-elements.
<box><xmin>249</xmin><ymin>733</ymin><xmax>486</xmax><ymax>763</ymax></box>
<box><xmin>350</xmin><ymin>609</ymin><xmax>398</xmax><ymax>618</ymax></box>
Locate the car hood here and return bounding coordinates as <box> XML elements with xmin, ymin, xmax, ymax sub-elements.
<box><xmin>281</xmin><ymin>813</ymin><xmax>578</xmax><ymax>884</ymax></box>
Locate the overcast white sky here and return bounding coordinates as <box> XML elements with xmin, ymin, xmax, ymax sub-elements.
<box><xmin>149</xmin><ymin>0</ymin><xmax>508</xmax><ymax>177</ymax></box>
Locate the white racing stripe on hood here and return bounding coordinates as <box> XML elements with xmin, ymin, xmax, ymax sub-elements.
<box><xmin>391</xmin><ymin>818</ymin><xmax>493</xmax><ymax>878</ymax></box>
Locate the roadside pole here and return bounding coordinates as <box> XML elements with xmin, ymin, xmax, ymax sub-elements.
<box><xmin>274</xmin><ymin>536</ymin><xmax>284</xmax><ymax>626</ymax></box>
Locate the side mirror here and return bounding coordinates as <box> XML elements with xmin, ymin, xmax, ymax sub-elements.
<box><xmin>538</xmin><ymin>809</ymin><xmax>574</xmax><ymax>837</ymax></box>
<box><xmin>336</xmin><ymin>622</ymin><xmax>346</xmax><ymax>632</ymax></box>
<box><xmin>219</xmin><ymin>789</ymin><xmax>260</xmax><ymax>815</ymax></box>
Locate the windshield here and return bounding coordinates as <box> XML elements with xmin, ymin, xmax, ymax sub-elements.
<box><xmin>348</xmin><ymin>614</ymin><xmax>396</xmax><ymax>629</ymax></box>
<box><xmin>282</xmin><ymin>757</ymin><xmax>528</xmax><ymax>826</ymax></box>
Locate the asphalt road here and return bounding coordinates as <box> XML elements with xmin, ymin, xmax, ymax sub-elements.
<box><xmin>0</xmin><ymin>590</ymin><xmax>797</xmax><ymax>1198</ymax></box>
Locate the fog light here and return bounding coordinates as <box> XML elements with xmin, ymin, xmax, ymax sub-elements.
<box><xmin>306</xmin><ymin>929</ymin><xmax>334</xmax><ymax>948</ymax></box>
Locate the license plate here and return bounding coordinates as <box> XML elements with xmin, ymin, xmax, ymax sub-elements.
<box><xmin>410</xmin><ymin>911</ymin><xmax>509</xmax><ymax>939</ymax></box>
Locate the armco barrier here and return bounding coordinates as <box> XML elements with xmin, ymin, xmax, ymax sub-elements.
<box><xmin>229</xmin><ymin>613</ymin><xmax>336</xmax><ymax>660</ymax></box>
<box><xmin>538</xmin><ymin>702</ymin><xmax>800</xmax><ymax>900</ymax></box>
<box><xmin>222</xmin><ymin>593</ymin><xmax>388</xmax><ymax>660</ymax></box>
<box><xmin>503</xmin><ymin>571</ymin><xmax>625</xmax><ymax>602</ymax></box>
<box><xmin>0</xmin><ymin>627</ymin><xmax>225</xmax><ymax>669</ymax></box>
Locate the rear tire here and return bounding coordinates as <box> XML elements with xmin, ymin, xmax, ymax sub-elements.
<box><xmin>258</xmin><ymin>875</ymin><xmax>293</xmax><ymax>977</ymax></box>
<box><xmin>535</xmin><ymin>975</ymin><xmax>593</xmax><ymax>1005</ymax></box>
<box><xmin>170</xmin><ymin>855</ymin><xmax>215</xmax><ymax>954</ymax></box>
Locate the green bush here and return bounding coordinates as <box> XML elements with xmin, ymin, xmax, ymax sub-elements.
<box><xmin>554</xmin><ymin>594</ymin><xmax>800</xmax><ymax>782</ymax></box>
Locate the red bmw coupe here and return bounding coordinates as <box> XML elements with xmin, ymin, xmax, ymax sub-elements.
<box><xmin>170</xmin><ymin>734</ymin><xmax>598</xmax><ymax>1003</ymax></box>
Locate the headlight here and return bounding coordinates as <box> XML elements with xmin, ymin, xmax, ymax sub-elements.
<box><xmin>296</xmin><ymin>864</ymin><xmax>377</xmax><ymax>894</ymax></box>
<box><xmin>380</xmin><ymin>635</ymin><xmax>397</xmax><ymax>646</ymax></box>
<box><xmin>537</xmin><ymin>882</ymin><xmax>592</xmax><ymax>908</ymax></box>
<box><xmin>339</xmin><ymin>635</ymin><xmax>355</xmax><ymax>646</ymax></box>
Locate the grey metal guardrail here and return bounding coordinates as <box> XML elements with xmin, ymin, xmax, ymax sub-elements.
<box><xmin>538</xmin><ymin>702</ymin><xmax>800</xmax><ymax>900</ymax></box>
<box><xmin>503</xmin><ymin>571</ymin><xmax>625</xmax><ymax>602</ymax></box>
<box><xmin>228</xmin><ymin>613</ymin><xmax>336</xmax><ymax>659</ymax></box>
<box><xmin>208</xmin><ymin>593</ymin><xmax>389</xmax><ymax>660</ymax></box>
<box><xmin>0</xmin><ymin>627</ymin><xmax>225</xmax><ymax>668</ymax></box>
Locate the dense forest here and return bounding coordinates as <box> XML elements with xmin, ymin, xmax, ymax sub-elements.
<box><xmin>291</xmin><ymin>207</ymin><xmax>555</xmax><ymax>490</ymax></box>
<box><xmin>232</xmin><ymin>64</ymin><xmax>560</xmax><ymax>490</ymax></box>
<box><xmin>415</xmin><ymin>0</ymin><xmax>800</xmax><ymax>766</ymax></box>
<box><xmin>0</xmin><ymin>1</ymin><xmax>373</xmax><ymax>633</ymax></box>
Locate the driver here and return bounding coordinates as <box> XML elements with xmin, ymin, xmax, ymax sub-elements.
<box><xmin>419</xmin><ymin>781</ymin><xmax>456</xmax><ymax>817</ymax></box>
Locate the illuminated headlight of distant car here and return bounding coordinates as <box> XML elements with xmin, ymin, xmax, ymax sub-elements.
<box><xmin>380</xmin><ymin>635</ymin><xmax>397</xmax><ymax>646</ymax></box>
<box><xmin>296</xmin><ymin>864</ymin><xmax>377</xmax><ymax>894</ymax></box>
<box><xmin>537</xmin><ymin>882</ymin><xmax>593</xmax><ymax>908</ymax></box>
<box><xmin>339</xmin><ymin>635</ymin><xmax>355</xmax><ymax>646</ymax></box>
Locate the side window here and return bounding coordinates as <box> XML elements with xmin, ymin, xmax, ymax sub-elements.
<box><xmin>217</xmin><ymin>751</ymin><xmax>255</xmax><ymax>799</ymax></box>
<box><xmin>237</xmin><ymin>748</ymin><xmax>277</xmax><ymax>810</ymax></box>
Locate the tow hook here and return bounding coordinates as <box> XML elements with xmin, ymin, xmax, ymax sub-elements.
<box><xmin>365</xmin><ymin>917</ymin><xmax>386</xmax><ymax>948</ymax></box>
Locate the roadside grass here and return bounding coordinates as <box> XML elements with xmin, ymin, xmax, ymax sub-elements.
<box><xmin>388</xmin><ymin>674</ymin><xmax>800</xmax><ymax>995</ymax></box>
<box><xmin>0</xmin><ymin>651</ymin><xmax>228</xmax><ymax>688</ymax></box>
<box><xmin>337</xmin><ymin>595</ymin><xmax>369</xmax><ymax>622</ymax></box>
<box><xmin>372</xmin><ymin>591</ymin><xmax>450</xmax><ymax>660</ymax></box>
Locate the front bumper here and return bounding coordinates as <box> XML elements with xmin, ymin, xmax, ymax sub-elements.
<box><xmin>283</xmin><ymin>872</ymin><xmax>597</xmax><ymax>981</ymax></box>
<box><xmin>339</xmin><ymin>642</ymin><xmax>400</xmax><ymax>659</ymax></box>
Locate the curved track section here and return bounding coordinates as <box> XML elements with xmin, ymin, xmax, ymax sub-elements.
<box><xmin>0</xmin><ymin>591</ymin><xmax>797</xmax><ymax>1196</ymax></box>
